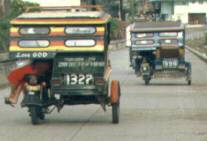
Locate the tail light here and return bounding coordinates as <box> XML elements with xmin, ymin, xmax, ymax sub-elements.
<box><xmin>52</xmin><ymin>78</ymin><xmax>62</xmax><ymax>86</ymax></box>
<box><xmin>95</xmin><ymin>77</ymin><xmax>105</xmax><ymax>85</ymax></box>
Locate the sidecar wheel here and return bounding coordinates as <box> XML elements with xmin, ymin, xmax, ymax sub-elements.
<box><xmin>188</xmin><ymin>80</ymin><xmax>191</xmax><ymax>85</ymax></box>
<box><xmin>111</xmin><ymin>80</ymin><xmax>120</xmax><ymax>124</ymax></box>
<box><xmin>30</xmin><ymin>107</ymin><xmax>39</xmax><ymax>125</ymax></box>
<box><xmin>112</xmin><ymin>103</ymin><xmax>120</xmax><ymax>124</ymax></box>
<box><xmin>144</xmin><ymin>78</ymin><xmax>150</xmax><ymax>85</ymax></box>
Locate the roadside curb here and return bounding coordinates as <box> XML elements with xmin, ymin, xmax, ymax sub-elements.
<box><xmin>186</xmin><ymin>45</ymin><xmax>207</xmax><ymax>62</ymax></box>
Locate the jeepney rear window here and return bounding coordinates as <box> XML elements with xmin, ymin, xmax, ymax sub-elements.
<box><xmin>65</xmin><ymin>39</ymin><xmax>96</xmax><ymax>47</ymax></box>
<box><xmin>136</xmin><ymin>40</ymin><xmax>154</xmax><ymax>45</ymax></box>
<box><xmin>19</xmin><ymin>40</ymin><xmax>50</xmax><ymax>48</ymax></box>
<box><xmin>159</xmin><ymin>32</ymin><xmax>178</xmax><ymax>37</ymax></box>
<box><xmin>135</xmin><ymin>33</ymin><xmax>153</xmax><ymax>38</ymax></box>
<box><xmin>19</xmin><ymin>27</ymin><xmax>50</xmax><ymax>35</ymax></box>
<box><xmin>160</xmin><ymin>39</ymin><xmax>178</xmax><ymax>45</ymax></box>
<box><xmin>65</xmin><ymin>27</ymin><xmax>96</xmax><ymax>35</ymax></box>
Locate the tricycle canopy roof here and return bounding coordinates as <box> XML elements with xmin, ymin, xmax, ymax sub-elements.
<box><xmin>130</xmin><ymin>21</ymin><xmax>185</xmax><ymax>32</ymax></box>
<box><xmin>11</xmin><ymin>5</ymin><xmax>111</xmax><ymax>25</ymax></box>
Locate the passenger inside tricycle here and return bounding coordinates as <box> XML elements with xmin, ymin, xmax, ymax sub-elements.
<box><xmin>6</xmin><ymin>5</ymin><xmax>121</xmax><ymax>125</ymax></box>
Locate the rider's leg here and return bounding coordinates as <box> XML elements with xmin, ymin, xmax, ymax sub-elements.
<box><xmin>6</xmin><ymin>83</ymin><xmax>24</xmax><ymax>104</ymax></box>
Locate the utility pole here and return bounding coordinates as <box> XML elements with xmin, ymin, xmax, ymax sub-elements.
<box><xmin>0</xmin><ymin>0</ymin><xmax>10</xmax><ymax>18</ymax></box>
<box><xmin>119</xmin><ymin>0</ymin><xmax>124</xmax><ymax>21</ymax></box>
<box><xmin>0</xmin><ymin>0</ymin><xmax>4</xmax><ymax>18</ymax></box>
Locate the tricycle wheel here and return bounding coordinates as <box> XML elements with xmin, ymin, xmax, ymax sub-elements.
<box><xmin>29</xmin><ymin>107</ymin><xmax>39</xmax><ymax>125</ymax></box>
<box><xmin>39</xmin><ymin>110</ymin><xmax>45</xmax><ymax>120</ymax></box>
<box><xmin>110</xmin><ymin>80</ymin><xmax>120</xmax><ymax>124</ymax></box>
<box><xmin>188</xmin><ymin>80</ymin><xmax>191</xmax><ymax>85</ymax></box>
<box><xmin>144</xmin><ymin>79</ymin><xmax>150</xmax><ymax>85</ymax></box>
<box><xmin>112</xmin><ymin>103</ymin><xmax>120</xmax><ymax>124</ymax></box>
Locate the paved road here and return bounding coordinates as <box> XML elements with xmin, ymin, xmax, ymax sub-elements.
<box><xmin>1</xmin><ymin>48</ymin><xmax>207</xmax><ymax>141</ymax></box>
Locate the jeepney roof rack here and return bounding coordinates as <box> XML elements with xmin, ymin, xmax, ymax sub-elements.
<box><xmin>131</xmin><ymin>21</ymin><xmax>185</xmax><ymax>32</ymax></box>
<box><xmin>25</xmin><ymin>5</ymin><xmax>103</xmax><ymax>13</ymax></box>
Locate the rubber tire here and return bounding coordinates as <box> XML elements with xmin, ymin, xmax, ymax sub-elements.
<box><xmin>111</xmin><ymin>80</ymin><xmax>120</xmax><ymax>124</ymax></box>
<box><xmin>188</xmin><ymin>80</ymin><xmax>191</xmax><ymax>85</ymax></box>
<box><xmin>112</xmin><ymin>103</ymin><xmax>120</xmax><ymax>124</ymax></box>
<box><xmin>144</xmin><ymin>79</ymin><xmax>150</xmax><ymax>85</ymax></box>
<box><xmin>30</xmin><ymin>107</ymin><xmax>39</xmax><ymax>125</ymax></box>
<box><xmin>39</xmin><ymin>110</ymin><xmax>45</xmax><ymax>120</ymax></box>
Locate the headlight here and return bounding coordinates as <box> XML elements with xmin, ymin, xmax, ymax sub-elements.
<box><xmin>65</xmin><ymin>27</ymin><xmax>96</xmax><ymax>34</ymax></box>
<box><xmin>159</xmin><ymin>32</ymin><xmax>177</xmax><ymax>37</ymax></box>
<box><xmin>65</xmin><ymin>40</ymin><xmax>96</xmax><ymax>47</ymax></box>
<box><xmin>135</xmin><ymin>40</ymin><xmax>154</xmax><ymax>45</ymax></box>
<box><xmin>19</xmin><ymin>27</ymin><xmax>49</xmax><ymax>35</ymax></box>
<box><xmin>19</xmin><ymin>40</ymin><xmax>49</xmax><ymax>48</ymax></box>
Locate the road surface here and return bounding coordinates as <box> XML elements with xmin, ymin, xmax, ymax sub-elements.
<box><xmin>1</xmin><ymin>48</ymin><xmax>207</xmax><ymax>141</ymax></box>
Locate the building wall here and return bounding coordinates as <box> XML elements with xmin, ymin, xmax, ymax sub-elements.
<box><xmin>69</xmin><ymin>0</ymin><xmax>81</xmax><ymax>6</ymax></box>
<box><xmin>23</xmin><ymin>0</ymin><xmax>80</xmax><ymax>6</ymax></box>
<box><xmin>172</xmin><ymin>2</ymin><xmax>207</xmax><ymax>24</ymax></box>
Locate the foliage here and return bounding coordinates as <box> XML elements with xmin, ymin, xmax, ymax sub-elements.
<box><xmin>98</xmin><ymin>0</ymin><xmax>119</xmax><ymax>17</ymax></box>
<box><xmin>110</xmin><ymin>18</ymin><xmax>128</xmax><ymax>40</ymax></box>
<box><xmin>0</xmin><ymin>0</ymin><xmax>39</xmax><ymax>52</ymax></box>
<box><xmin>125</xmin><ymin>0</ymin><xmax>139</xmax><ymax>21</ymax></box>
<box><xmin>83</xmin><ymin>0</ymin><xmax>124</xmax><ymax>39</ymax></box>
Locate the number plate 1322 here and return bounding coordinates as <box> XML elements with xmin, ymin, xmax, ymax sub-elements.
<box><xmin>64</xmin><ymin>74</ymin><xmax>94</xmax><ymax>85</ymax></box>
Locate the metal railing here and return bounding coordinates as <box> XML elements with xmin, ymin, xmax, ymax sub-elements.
<box><xmin>185</xmin><ymin>25</ymin><xmax>207</xmax><ymax>40</ymax></box>
<box><xmin>186</xmin><ymin>31</ymin><xmax>206</xmax><ymax>40</ymax></box>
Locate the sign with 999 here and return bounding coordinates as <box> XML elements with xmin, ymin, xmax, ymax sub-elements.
<box><xmin>64</xmin><ymin>74</ymin><xmax>94</xmax><ymax>85</ymax></box>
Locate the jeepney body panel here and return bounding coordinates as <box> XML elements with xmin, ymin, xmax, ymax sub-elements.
<box><xmin>9</xmin><ymin>6</ymin><xmax>111</xmax><ymax>97</ymax></box>
<box><xmin>9</xmin><ymin>6</ymin><xmax>111</xmax><ymax>59</ymax></box>
<box><xmin>51</xmin><ymin>53</ymin><xmax>108</xmax><ymax>96</ymax></box>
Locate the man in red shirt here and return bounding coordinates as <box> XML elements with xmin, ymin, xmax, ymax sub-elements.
<box><xmin>5</xmin><ymin>61</ymin><xmax>50</xmax><ymax>106</ymax></box>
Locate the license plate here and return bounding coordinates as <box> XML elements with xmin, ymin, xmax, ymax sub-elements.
<box><xmin>64</xmin><ymin>74</ymin><xmax>94</xmax><ymax>85</ymax></box>
<box><xmin>162</xmin><ymin>59</ymin><xmax>178</xmax><ymax>68</ymax></box>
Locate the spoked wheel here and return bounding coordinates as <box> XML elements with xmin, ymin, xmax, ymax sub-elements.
<box><xmin>110</xmin><ymin>80</ymin><xmax>121</xmax><ymax>124</ymax></box>
<box><xmin>29</xmin><ymin>107</ymin><xmax>39</xmax><ymax>125</ymax></box>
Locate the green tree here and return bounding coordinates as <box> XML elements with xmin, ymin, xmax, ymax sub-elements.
<box><xmin>0</xmin><ymin>0</ymin><xmax>39</xmax><ymax>52</ymax></box>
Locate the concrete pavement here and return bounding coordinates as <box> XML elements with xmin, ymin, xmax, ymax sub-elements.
<box><xmin>1</xmin><ymin>48</ymin><xmax>207</xmax><ymax>141</ymax></box>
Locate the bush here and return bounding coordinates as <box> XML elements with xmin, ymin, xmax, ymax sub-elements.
<box><xmin>110</xmin><ymin>18</ymin><xmax>129</xmax><ymax>40</ymax></box>
<box><xmin>0</xmin><ymin>0</ymin><xmax>39</xmax><ymax>52</ymax></box>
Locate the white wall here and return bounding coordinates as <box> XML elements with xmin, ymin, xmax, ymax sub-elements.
<box><xmin>23</xmin><ymin>0</ymin><xmax>81</xmax><ymax>6</ymax></box>
<box><xmin>172</xmin><ymin>2</ymin><xmax>207</xmax><ymax>24</ymax></box>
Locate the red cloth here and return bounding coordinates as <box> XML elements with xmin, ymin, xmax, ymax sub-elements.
<box><xmin>8</xmin><ymin>65</ymin><xmax>37</xmax><ymax>86</ymax></box>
